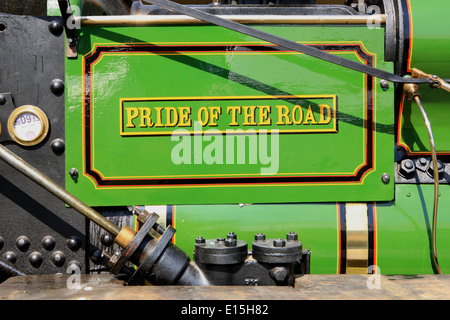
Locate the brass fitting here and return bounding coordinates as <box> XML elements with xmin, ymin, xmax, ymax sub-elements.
<box><xmin>403</xmin><ymin>82</ymin><xmax>421</xmax><ymax>100</ymax></box>
<box><xmin>114</xmin><ymin>225</ymin><xmax>136</xmax><ymax>249</ymax></box>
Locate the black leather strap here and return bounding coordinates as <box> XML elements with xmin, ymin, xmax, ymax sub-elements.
<box><xmin>141</xmin><ymin>0</ymin><xmax>431</xmax><ymax>84</ymax></box>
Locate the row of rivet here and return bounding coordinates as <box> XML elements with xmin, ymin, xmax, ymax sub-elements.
<box><xmin>0</xmin><ymin>235</ymin><xmax>81</xmax><ymax>252</ymax></box>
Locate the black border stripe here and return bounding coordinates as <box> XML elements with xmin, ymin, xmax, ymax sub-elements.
<box><xmin>339</xmin><ymin>202</ymin><xmax>347</xmax><ymax>274</ymax></box>
<box><xmin>83</xmin><ymin>44</ymin><xmax>374</xmax><ymax>187</ymax></box>
<box><xmin>367</xmin><ymin>202</ymin><xmax>375</xmax><ymax>272</ymax></box>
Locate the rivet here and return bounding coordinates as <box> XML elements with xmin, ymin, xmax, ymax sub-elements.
<box><xmin>0</xmin><ymin>236</ymin><xmax>4</xmax><ymax>250</ymax></box>
<box><xmin>0</xmin><ymin>94</ymin><xmax>6</xmax><ymax>105</ymax></box>
<box><xmin>90</xmin><ymin>249</ymin><xmax>104</xmax><ymax>265</ymax></box>
<box><xmin>41</xmin><ymin>236</ymin><xmax>56</xmax><ymax>251</ymax></box>
<box><xmin>48</xmin><ymin>20</ymin><xmax>63</xmax><ymax>36</ymax></box>
<box><xmin>381</xmin><ymin>173</ymin><xmax>390</xmax><ymax>184</ymax></box>
<box><xmin>50</xmin><ymin>139</ymin><xmax>65</xmax><ymax>156</ymax></box>
<box><xmin>68</xmin><ymin>260</ymin><xmax>81</xmax><ymax>271</ymax></box>
<box><xmin>100</xmin><ymin>233</ymin><xmax>114</xmax><ymax>247</ymax></box>
<box><xmin>50</xmin><ymin>79</ymin><xmax>65</xmax><ymax>96</ymax></box>
<box><xmin>16</xmin><ymin>236</ymin><xmax>30</xmax><ymax>252</ymax></box>
<box><xmin>51</xmin><ymin>251</ymin><xmax>66</xmax><ymax>267</ymax></box>
<box><xmin>3</xmin><ymin>251</ymin><xmax>17</xmax><ymax>264</ymax></box>
<box><xmin>67</xmin><ymin>236</ymin><xmax>81</xmax><ymax>251</ymax></box>
<box><xmin>28</xmin><ymin>251</ymin><xmax>44</xmax><ymax>268</ymax></box>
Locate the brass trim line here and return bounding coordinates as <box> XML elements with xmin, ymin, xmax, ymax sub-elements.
<box><xmin>345</xmin><ymin>203</ymin><xmax>369</xmax><ymax>274</ymax></box>
<box><xmin>77</xmin><ymin>14</ymin><xmax>386</xmax><ymax>26</ymax></box>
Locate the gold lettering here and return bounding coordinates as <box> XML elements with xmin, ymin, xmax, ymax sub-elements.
<box><xmin>258</xmin><ymin>106</ymin><xmax>271</xmax><ymax>126</ymax></box>
<box><xmin>242</xmin><ymin>106</ymin><xmax>257</xmax><ymax>126</ymax></box>
<box><xmin>125</xmin><ymin>107</ymin><xmax>139</xmax><ymax>128</ymax></box>
<box><xmin>208</xmin><ymin>106</ymin><xmax>221</xmax><ymax>127</ymax></box>
<box><xmin>291</xmin><ymin>105</ymin><xmax>303</xmax><ymax>125</ymax></box>
<box><xmin>303</xmin><ymin>105</ymin><xmax>318</xmax><ymax>125</ymax></box>
<box><xmin>276</xmin><ymin>105</ymin><xmax>292</xmax><ymax>125</ymax></box>
<box><xmin>319</xmin><ymin>104</ymin><xmax>332</xmax><ymax>124</ymax></box>
<box><xmin>165</xmin><ymin>107</ymin><xmax>179</xmax><ymax>127</ymax></box>
<box><xmin>154</xmin><ymin>107</ymin><xmax>164</xmax><ymax>127</ymax></box>
<box><xmin>198</xmin><ymin>107</ymin><xmax>209</xmax><ymax>126</ymax></box>
<box><xmin>178</xmin><ymin>107</ymin><xmax>192</xmax><ymax>127</ymax></box>
<box><xmin>227</xmin><ymin>106</ymin><xmax>241</xmax><ymax>126</ymax></box>
<box><xmin>138</xmin><ymin>107</ymin><xmax>154</xmax><ymax>128</ymax></box>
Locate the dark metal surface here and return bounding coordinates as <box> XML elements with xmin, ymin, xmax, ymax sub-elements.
<box><xmin>395</xmin><ymin>157</ymin><xmax>449</xmax><ymax>184</ymax></box>
<box><xmin>0</xmin><ymin>15</ymin><xmax>86</xmax><ymax>277</ymax></box>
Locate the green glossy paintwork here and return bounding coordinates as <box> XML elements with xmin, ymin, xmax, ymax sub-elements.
<box><xmin>65</xmin><ymin>24</ymin><xmax>394</xmax><ymax>206</ymax></box>
<box><xmin>398</xmin><ymin>0</ymin><xmax>450</xmax><ymax>154</ymax></box>
<box><xmin>377</xmin><ymin>184</ymin><xmax>450</xmax><ymax>274</ymax></box>
<box><xmin>408</xmin><ymin>0</ymin><xmax>450</xmax><ymax>76</ymax></box>
<box><xmin>172</xmin><ymin>184</ymin><xmax>450</xmax><ymax>274</ymax></box>
<box><xmin>172</xmin><ymin>202</ymin><xmax>339</xmax><ymax>274</ymax></box>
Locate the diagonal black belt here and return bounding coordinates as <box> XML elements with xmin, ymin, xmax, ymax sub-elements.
<box><xmin>141</xmin><ymin>0</ymin><xmax>431</xmax><ymax>85</ymax></box>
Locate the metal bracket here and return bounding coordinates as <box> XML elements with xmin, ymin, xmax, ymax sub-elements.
<box><xmin>57</xmin><ymin>0</ymin><xmax>78</xmax><ymax>58</ymax></box>
<box><xmin>126</xmin><ymin>225</ymin><xmax>176</xmax><ymax>285</ymax></box>
<box><xmin>109</xmin><ymin>213</ymin><xmax>160</xmax><ymax>275</ymax></box>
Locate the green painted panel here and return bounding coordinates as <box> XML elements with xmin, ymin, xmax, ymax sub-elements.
<box><xmin>397</xmin><ymin>0</ymin><xmax>450</xmax><ymax>155</ymax></box>
<box><xmin>172</xmin><ymin>203</ymin><xmax>339</xmax><ymax>274</ymax></box>
<box><xmin>376</xmin><ymin>184</ymin><xmax>450</xmax><ymax>274</ymax></box>
<box><xmin>171</xmin><ymin>184</ymin><xmax>450</xmax><ymax>275</ymax></box>
<box><xmin>398</xmin><ymin>86</ymin><xmax>450</xmax><ymax>154</ymax></box>
<box><xmin>65</xmin><ymin>25</ymin><xmax>394</xmax><ymax>206</ymax></box>
<box><xmin>408</xmin><ymin>0</ymin><xmax>450</xmax><ymax>76</ymax></box>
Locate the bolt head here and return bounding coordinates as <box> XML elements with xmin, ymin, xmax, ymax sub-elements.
<box><xmin>427</xmin><ymin>161</ymin><xmax>445</xmax><ymax>179</ymax></box>
<box><xmin>254</xmin><ymin>233</ymin><xmax>266</xmax><ymax>241</ymax></box>
<box><xmin>270</xmin><ymin>267</ymin><xmax>288</xmax><ymax>281</ymax></box>
<box><xmin>380</xmin><ymin>80</ymin><xmax>390</xmax><ymax>91</ymax></box>
<box><xmin>273</xmin><ymin>239</ymin><xmax>286</xmax><ymax>247</ymax></box>
<box><xmin>69</xmin><ymin>168</ymin><xmax>78</xmax><ymax>180</ymax></box>
<box><xmin>286</xmin><ymin>231</ymin><xmax>298</xmax><ymax>242</ymax></box>
<box><xmin>227</xmin><ymin>232</ymin><xmax>237</xmax><ymax>240</ymax></box>
<box><xmin>399</xmin><ymin>159</ymin><xmax>416</xmax><ymax>178</ymax></box>
<box><xmin>195</xmin><ymin>236</ymin><xmax>205</xmax><ymax>245</ymax></box>
<box><xmin>225</xmin><ymin>238</ymin><xmax>237</xmax><ymax>247</ymax></box>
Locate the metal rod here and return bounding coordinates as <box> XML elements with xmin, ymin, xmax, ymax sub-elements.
<box><xmin>0</xmin><ymin>144</ymin><xmax>120</xmax><ymax>237</ymax></box>
<box><xmin>414</xmin><ymin>96</ymin><xmax>442</xmax><ymax>275</ymax></box>
<box><xmin>77</xmin><ymin>14</ymin><xmax>387</xmax><ymax>26</ymax></box>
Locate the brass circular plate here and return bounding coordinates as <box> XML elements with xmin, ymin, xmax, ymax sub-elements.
<box><xmin>7</xmin><ymin>105</ymin><xmax>49</xmax><ymax>146</ymax></box>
